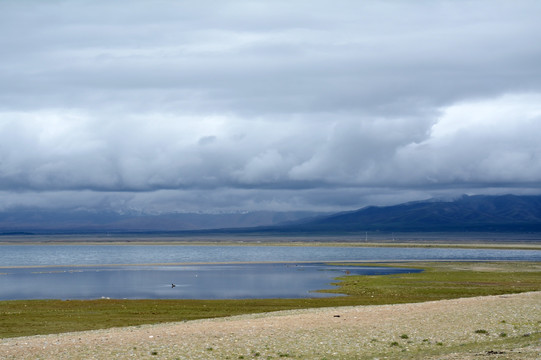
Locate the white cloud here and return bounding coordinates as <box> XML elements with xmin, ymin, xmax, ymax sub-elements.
<box><xmin>1</xmin><ymin>0</ymin><xmax>541</xmax><ymax>212</ymax></box>
<box><xmin>395</xmin><ymin>94</ymin><xmax>541</xmax><ymax>185</ymax></box>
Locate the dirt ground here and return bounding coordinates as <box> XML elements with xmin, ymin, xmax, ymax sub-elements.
<box><xmin>1</xmin><ymin>291</ymin><xmax>540</xmax><ymax>359</ymax></box>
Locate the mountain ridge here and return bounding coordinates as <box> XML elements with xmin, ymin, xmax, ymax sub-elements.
<box><xmin>0</xmin><ymin>209</ymin><xmax>324</xmax><ymax>234</ymax></box>
<box><xmin>1</xmin><ymin>194</ymin><xmax>540</xmax><ymax>235</ymax></box>
<box><xmin>267</xmin><ymin>194</ymin><xmax>541</xmax><ymax>233</ymax></box>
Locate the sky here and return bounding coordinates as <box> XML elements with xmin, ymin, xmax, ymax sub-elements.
<box><xmin>1</xmin><ymin>0</ymin><xmax>541</xmax><ymax>214</ymax></box>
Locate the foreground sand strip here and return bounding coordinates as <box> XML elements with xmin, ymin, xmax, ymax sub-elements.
<box><xmin>1</xmin><ymin>292</ymin><xmax>540</xmax><ymax>359</ymax></box>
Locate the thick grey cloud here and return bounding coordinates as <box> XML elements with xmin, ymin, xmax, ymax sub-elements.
<box><xmin>0</xmin><ymin>0</ymin><xmax>540</xmax><ymax>213</ymax></box>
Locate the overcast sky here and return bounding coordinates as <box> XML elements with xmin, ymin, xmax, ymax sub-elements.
<box><xmin>1</xmin><ymin>0</ymin><xmax>540</xmax><ymax>214</ymax></box>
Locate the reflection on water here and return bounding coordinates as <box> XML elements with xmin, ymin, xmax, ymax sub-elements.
<box><xmin>0</xmin><ymin>263</ymin><xmax>421</xmax><ymax>300</ymax></box>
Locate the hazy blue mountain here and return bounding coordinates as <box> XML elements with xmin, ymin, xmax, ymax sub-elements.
<box><xmin>2</xmin><ymin>195</ymin><xmax>540</xmax><ymax>235</ymax></box>
<box><xmin>268</xmin><ymin>195</ymin><xmax>541</xmax><ymax>233</ymax></box>
<box><xmin>0</xmin><ymin>209</ymin><xmax>324</xmax><ymax>234</ymax></box>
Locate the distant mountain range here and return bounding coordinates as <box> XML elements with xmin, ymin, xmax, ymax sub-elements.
<box><xmin>1</xmin><ymin>194</ymin><xmax>541</xmax><ymax>235</ymax></box>
<box><xmin>259</xmin><ymin>194</ymin><xmax>541</xmax><ymax>233</ymax></box>
<box><xmin>0</xmin><ymin>209</ymin><xmax>323</xmax><ymax>234</ymax></box>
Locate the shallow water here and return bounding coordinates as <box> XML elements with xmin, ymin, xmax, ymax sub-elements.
<box><xmin>2</xmin><ymin>244</ymin><xmax>540</xmax><ymax>267</ymax></box>
<box><xmin>0</xmin><ymin>263</ymin><xmax>421</xmax><ymax>300</ymax></box>
<box><xmin>1</xmin><ymin>244</ymin><xmax>539</xmax><ymax>300</ymax></box>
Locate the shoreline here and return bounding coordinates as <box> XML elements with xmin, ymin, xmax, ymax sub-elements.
<box><xmin>2</xmin><ymin>261</ymin><xmax>539</xmax><ymax>341</ymax></box>
<box><xmin>1</xmin><ymin>238</ymin><xmax>541</xmax><ymax>250</ymax></box>
<box><xmin>1</xmin><ymin>258</ymin><xmax>541</xmax><ymax>271</ymax></box>
<box><xmin>2</xmin><ymin>291</ymin><xmax>539</xmax><ymax>359</ymax></box>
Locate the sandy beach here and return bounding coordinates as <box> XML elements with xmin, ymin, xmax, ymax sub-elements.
<box><xmin>1</xmin><ymin>291</ymin><xmax>539</xmax><ymax>359</ymax></box>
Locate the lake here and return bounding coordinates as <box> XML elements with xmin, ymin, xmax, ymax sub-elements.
<box><xmin>1</xmin><ymin>244</ymin><xmax>540</xmax><ymax>300</ymax></box>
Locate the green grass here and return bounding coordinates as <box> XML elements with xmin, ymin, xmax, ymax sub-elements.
<box><xmin>319</xmin><ymin>261</ymin><xmax>541</xmax><ymax>303</ymax></box>
<box><xmin>1</xmin><ymin>261</ymin><xmax>540</xmax><ymax>338</ymax></box>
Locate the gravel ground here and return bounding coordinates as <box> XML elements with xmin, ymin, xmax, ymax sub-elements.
<box><xmin>1</xmin><ymin>292</ymin><xmax>540</xmax><ymax>360</ymax></box>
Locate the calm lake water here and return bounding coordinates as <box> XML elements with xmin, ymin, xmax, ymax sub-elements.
<box><xmin>1</xmin><ymin>245</ymin><xmax>539</xmax><ymax>300</ymax></box>
<box><xmin>0</xmin><ymin>263</ymin><xmax>421</xmax><ymax>300</ymax></box>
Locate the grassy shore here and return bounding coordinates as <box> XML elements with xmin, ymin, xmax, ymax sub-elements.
<box><xmin>1</xmin><ymin>261</ymin><xmax>540</xmax><ymax>339</ymax></box>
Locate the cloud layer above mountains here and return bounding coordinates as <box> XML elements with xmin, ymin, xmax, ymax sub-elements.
<box><xmin>1</xmin><ymin>0</ymin><xmax>540</xmax><ymax>213</ymax></box>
